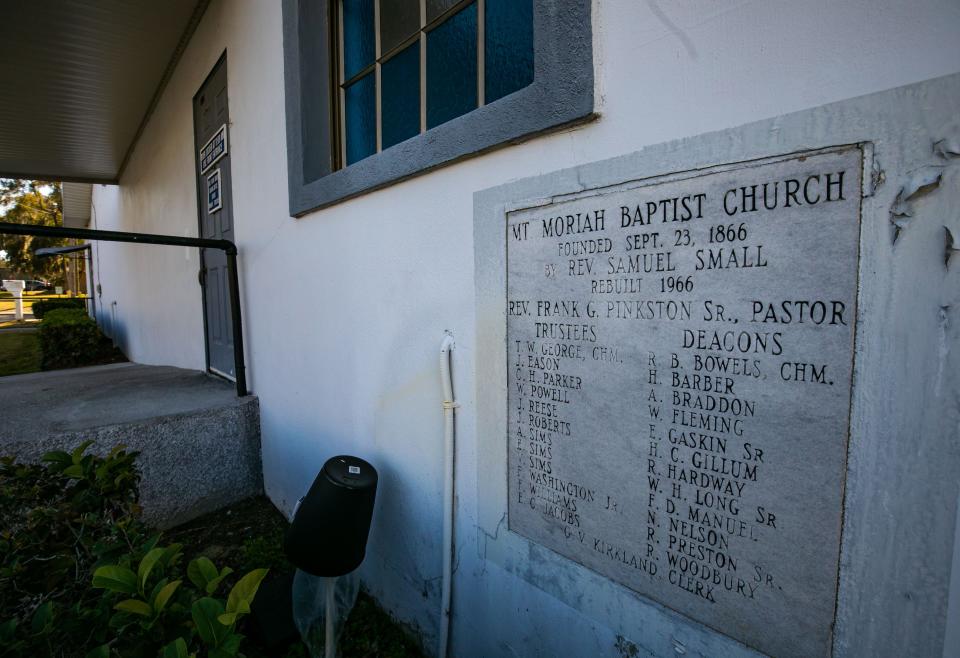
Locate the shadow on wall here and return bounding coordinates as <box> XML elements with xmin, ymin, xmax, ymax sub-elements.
<box><xmin>364</xmin><ymin>353</ymin><xmax>447</xmax><ymax>646</ymax></box>
<box><xmin>357</xmin><ymin>454</ymin><xmax>439</xmax><ymax>648</ymax></box>
<box><xmin>257</xmin><ymin>320</ymin><xmax>450</xmax><ymax>648</ymax></box>
<box><xmin>261</xmin><ymin>417</ymin><xmax>441</xmax><ymax>646</ymax></box>
<box><xmin>96</xmin><ymin>300</ymin><xmax>127</xmax><ymax>355</ymax></box>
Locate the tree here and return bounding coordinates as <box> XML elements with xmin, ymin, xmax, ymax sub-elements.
<box><xmin>0</xmin><ymin>179</ymin><xmax>71</xmax><ymax>285</ymax></box>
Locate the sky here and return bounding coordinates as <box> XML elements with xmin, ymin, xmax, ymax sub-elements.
<box><xmin>0</xmin><ymin>180</ymin><xmax>55</xmax><ymax>216</ymax></box>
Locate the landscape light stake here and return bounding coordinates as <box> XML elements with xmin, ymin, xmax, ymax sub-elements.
<box><xmin>0</xmin><ymin>221</ymin><xmax>247</xmax><ymax>396</ymax></box>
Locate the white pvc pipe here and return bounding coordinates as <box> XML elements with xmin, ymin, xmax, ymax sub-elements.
<box><xmin>439</xmin><ymin>333</ymin><xmax>457</xmax><ymax>658</ymax></box>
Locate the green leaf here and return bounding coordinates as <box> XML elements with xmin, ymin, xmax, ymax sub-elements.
<box><xmin>159</xmin><ymin>543</ymin><xmax>183</xmax><ymax>569</ymax></box>
<box><xmin>40</xmin><ymin>450</ymin><xmax>71</xmax><ymax>466</ymax></box>
<box><xmin>191</xmin><ymin>597</ymin><xmax>227</xmax><ymax>647</ymax></box>
<box><xmin>160</xmin><ymin>637</ymin><xmax>190</xmax><ymax>658</ymax></box>
<box><xmin>94</xmin><ymin>461</ymin><xmax>110</xmax><ymax>481</ymax></box>
<box><xmin>141</xmin><ymin>533</ymin><xmax>161</xmax><ymax>554</ymax></box>
<box><xmin>85</xmin><ymin>645</ymin><xmax>111</xmax><ymax>658</ymax></box>
<box><xmin>108</xmin><ymin>612</ymin><xmax>128</xmax><ymax>629</ymax></box>
<box><xmin>114</xmin><ymin>599</ymin><xmax>153</xmax><ymax>617</ymax></box>
<box><xmin>71</xmin><ymin>440</ymin><xmax>94</xmax><ymax>463</ymax></box>
<box><xmin>138</xmin><ymin>547</ymin><xmax>164</xmax><ymax>591</ymax></box>
<box><xmin>153</xmin><ymin>580</ymin><xmax>182</xmax><ymax>614</ymax></box>
<box><xmin>209</xmin><ymin>631</ymin><xmax>243</xmax><ymax>658</ymax></box>
<box><xmin>210</xmin><ymin>646</ymin><xmax>240</xmax><ymax>658</ymax></box>
<box><xmin>108</xmin><ymin>444</ymin><xmax>128</xmax><ymax>458</ymax></box>
<box><xmin>187</xmin><ymin>556</ymin><xmax>218</xmax><ymax>590</ymax></box>
<box><xmin>148</xmin><ymin>577</ymin><xmax>169</xmax><ymax>608</ymax></box>
<box><xmin>205</xmin><ymin>566</ymin><xmax>233</xmax><ymax>595</ymax></box>
<box><xmin>62</xmin><ymin>464</ymin><xmax>85</xmax><ymax>479</ymax></box>
<box><xmin>225</xmin><ymin>568</ymin><xmax>268</xmax><ymax>618</ymax></box>
<box><xmin>217</xmin><ymin>612</ymin><xmax>239</xmax><ymax>626</ymax></box>
<box><xmin>0</xmin><ymin>618</ymin><xmax>16</xmax><ymax>643</ymax></box>
<box><xmin>93</xmin><ymin>565</ymin><xmax>138</xmax><ymax>594</ymax></box>
<box><xmin>220</xmin><ymin>633</ymin><xmax>243</xmax><ymax>654</ymax></box>
<box><xmin>30</xmin><ymin>601</ymin><xmax>54</xmax><ymax>634</ymax></box>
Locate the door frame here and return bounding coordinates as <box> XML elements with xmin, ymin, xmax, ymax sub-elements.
<box><xmin>192</xmin><ymin>51</ymin><xmax>232</xmax><ymax>379</ymax></box>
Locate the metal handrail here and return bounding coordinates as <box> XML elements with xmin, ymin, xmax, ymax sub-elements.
<box><xmin>0</xmin><ymin>221</ymin><xmax>247</xmax><ymax>396</ymax></box>
<box><xmin>0</xmin><ymin>294</ymin><xmax>91</xmax><ymax>298</ymax></box>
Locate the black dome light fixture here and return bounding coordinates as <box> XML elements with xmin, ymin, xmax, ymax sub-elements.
<box><xmin>284</xmin><ymin>455</ymin><xmax>378</xmax><ymax>657</ymax></box>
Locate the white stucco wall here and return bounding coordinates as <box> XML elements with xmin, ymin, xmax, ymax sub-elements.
<box><xmin>89</xmin><ymin>90</ymin><xmax>207</xmax><ymax>368</ymax></box>
<box><xmin>90</xmin><ymin>1</ymin><xmax>960</xmax><ymax>656</ymax></box>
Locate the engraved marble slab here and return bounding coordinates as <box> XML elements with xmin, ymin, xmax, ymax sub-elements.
<box><xmin>506</xmin><ymin>147</ymin><xmax>862</xmax><ymax>657</ymax></box>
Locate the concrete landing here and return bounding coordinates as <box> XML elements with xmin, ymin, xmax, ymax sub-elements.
<box><xmin>0</xmin><ymin>362</ymin><xmax>262</xmax><ymax>527</ymax></box>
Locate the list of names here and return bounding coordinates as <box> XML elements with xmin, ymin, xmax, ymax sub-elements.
<box><xmin>506</xmin><ymin>148</ymin><xmax>862</xmax><ymax>658</ymax></box>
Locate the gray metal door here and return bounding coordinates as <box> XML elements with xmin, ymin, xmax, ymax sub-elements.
<box><xmin>193</xmin><ymin>56</ymin><xmax>235</xmax><ymax>379</ymax></box>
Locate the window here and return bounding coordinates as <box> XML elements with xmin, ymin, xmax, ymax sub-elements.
<box><xmin>336</xmin><ymin>0</ymin><xmax>535</xmax><ymax>166</ymax></box>
<box><xmin>282</xmin><ymin>0</ymin><xmax>593</xmax><ymax>216</ymax></box>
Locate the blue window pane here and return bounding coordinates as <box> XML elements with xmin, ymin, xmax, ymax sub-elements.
<box><xmin>345</xmin><ymin>73</ymin><xmax>376</xmax><ymax>164</ymax></box>
<box><xmin>343</xmin><ymin>0</ymin><xmax>375</xmax><ymax>80</ymax></box>
<box><xmin>485</xmin><ymin>0</ymin><xmax>534</xmax><ymax>104</ymax></box>
<box><xmin>381</xmin><ymin>43</ymin><xmax>421</xmax><ymax>150</ymax></box>
<box><xmin>426</xmin><ymin>2</ymin><xmax>477</xmax><ymax>129</ymax></box>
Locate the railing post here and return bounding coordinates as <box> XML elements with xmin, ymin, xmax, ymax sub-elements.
<box><xmin>226</xmin><ymin>250</ymin><xmax>247</xmax><ymax>396</ymax></box>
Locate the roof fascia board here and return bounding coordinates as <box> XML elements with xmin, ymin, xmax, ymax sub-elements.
<box><xmin>0</xmin><ymin>170</ymin><xmax>118</xmax><ymax>185</ymax></box>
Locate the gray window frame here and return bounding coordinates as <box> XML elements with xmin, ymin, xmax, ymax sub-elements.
<box><xmin>282</xmin><ymin>0</ymin><xmax>594</xmax><ymax>217</ymax></box>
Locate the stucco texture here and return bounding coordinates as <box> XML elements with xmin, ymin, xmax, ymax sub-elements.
<box><xmin>89</xmin><ymin>1</ymin><xmax>960</xmax><ymax>656</ymax></box>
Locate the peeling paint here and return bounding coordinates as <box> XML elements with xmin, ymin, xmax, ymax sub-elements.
<box><xmin>936</xmin><ymin>305</ymin><xmax>950</xmax><ymax>395</ymax></box>
<box><xmin>933</xmin><ymin>136</ymin><xmax>960</xmax><ymax>159</ymax></box>
<box><xmin>945</xmin><ymin>227</ymin><xmax>958</xmax><ymax>268</ymax></box>
<box><xmin>890</xmin><ymin>166</ymin><xmax>944</xmax><ymax>243</ymax></box>
<box><xmin>614</xmin><ymin>634</ymin><xmax>641</xmax><ymax>658</ymax></box>
<box><xmin>862</xmin><ymin>142</ymin><xmax>884</xmax><ymax>198</ymax></box>
<box><xmin>871</xmin><ymin>160</ymin><xmax>886</xmax><ymax>195</ymax></box>
<box><xmin>476</xmin><ymin>513</ymin><xmax>506</xmax><ymax>577</ymax></box>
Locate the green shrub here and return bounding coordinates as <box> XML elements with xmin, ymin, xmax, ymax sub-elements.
<box><xmin>90</xmin><ymin>549</ymin><xmax>267</xmax><ymax>658</ymax></box>
<box><xmin>31</xmin><ymin>298</ymin><xmax>85</xmax><ymax>320</ymax></box>
<box><xmin>0</xmin><ymin>443</ymin><xmax>269</xmax><ymax>658</ymax></box>
<box><xmin>41</xmin><ymin>307</ymin><xmax>89</xmax><ymax>323</ymax></box>
<box><xmin>0</xmin><ymin>442</ymin><xmax>149</xmax><ymax>656</ymax></box>
<box><xmin>38</xmin><ymin>308</ymin><xmax>118</xmax><ymax>370</ymax></box>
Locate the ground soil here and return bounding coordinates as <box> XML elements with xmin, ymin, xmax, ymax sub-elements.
<box><xmin>165</xmin><ymin>497</ymin><xmax>425</xmax><ymax>658</ymax></box>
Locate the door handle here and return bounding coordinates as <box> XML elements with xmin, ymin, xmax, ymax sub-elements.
<box><xmin>198</xmin><ymin>267</ymin><xmax>207</xmax><ymax>286</ymax></box>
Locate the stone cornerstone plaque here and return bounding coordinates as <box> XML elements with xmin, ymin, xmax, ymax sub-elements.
<box><xmin>506</xmin><ymin>147</ymin><xmax>862</xmax><ymax>657</ymax></box>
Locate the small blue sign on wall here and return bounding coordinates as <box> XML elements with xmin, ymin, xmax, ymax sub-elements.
<box><xmin>207</xmin><ymin>168</ymin><xmax>222</xmax><ymax>213</ymax></box>
<box><xmin>199</xmin><ymin>124</ymin><xmax>228</xmax><ymax>174</ymax></box>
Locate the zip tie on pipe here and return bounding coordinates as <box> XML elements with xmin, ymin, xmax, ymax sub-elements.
<box><xmin>442</xmin><ymin>401</ymin><xmax>459</xmax><ymax>410</ymax></box>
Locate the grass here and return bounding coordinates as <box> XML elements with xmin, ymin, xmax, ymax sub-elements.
<box><xmin>0</xmin><ymin>303</ymin><xmax>124</xmax><ymax>371</ymax></box>
<box><xmin>0</xmin><ymin>331</ymin><xmax>41</xmax><ymax>376</ymax></box>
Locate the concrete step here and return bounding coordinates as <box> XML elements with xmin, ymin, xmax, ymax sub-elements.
<box><xmin>0</xmin><ymin>362</ymin><xmax>262</xmax><ymax>527</ymax></box>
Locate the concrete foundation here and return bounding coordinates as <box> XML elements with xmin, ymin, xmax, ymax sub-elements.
<box><xmin>0</xmin><ymin>362</ymin><xmax>262</xmax><ymax>527</ymax></box>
